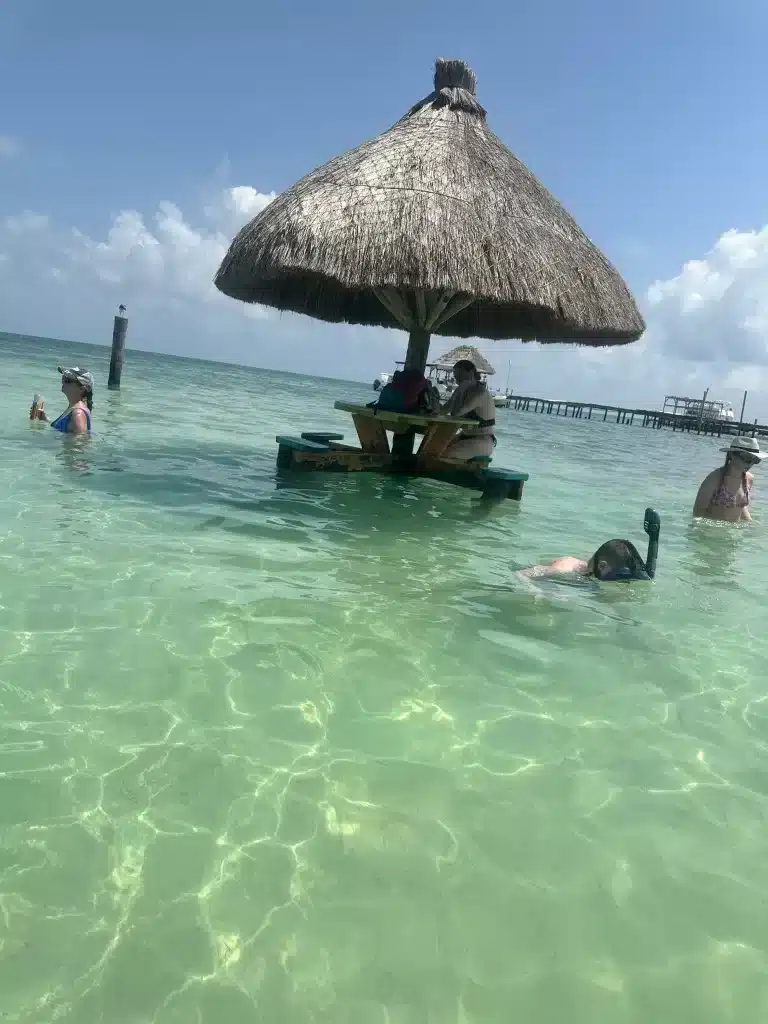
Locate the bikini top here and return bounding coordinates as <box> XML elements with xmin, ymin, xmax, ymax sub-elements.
<box><xmin>51</xmin><ymin>407</ymin><xmax>91</xmax><ymax>433</ymax></box>
<box><xmin>710</xmin><ymin>472</ymin><xmax>749</xmax><ymax>508</ymax></box>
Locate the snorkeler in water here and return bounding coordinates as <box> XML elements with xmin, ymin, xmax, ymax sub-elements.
<box><xmin>522</xmin><ymin>539</ymin><xmax>649</xmax><ymax>580</ymax></box>
<box><xmin>521</xmin><ymin>510</ymin><xmax>660</xmax><ymax>582</ymax></box>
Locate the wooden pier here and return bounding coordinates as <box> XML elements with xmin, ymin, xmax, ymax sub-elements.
<box><xmin>504</xmin><ymin>395</ymin><xmax>766</xmax><ymax>438</ymax></box>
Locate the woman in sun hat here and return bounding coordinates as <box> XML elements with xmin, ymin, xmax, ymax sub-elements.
<box><xmin>33</xmin><ymin>367</ymin><xmax>94</xmax><ymax>434</ymax></box>
<box><xmin>693</xmin><ymin>435</ymin><xmax>767</xmax><ymax>521</ymax></box>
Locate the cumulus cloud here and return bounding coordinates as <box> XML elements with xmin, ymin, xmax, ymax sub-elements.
<box><xmin>5</xmin><ymin>211</ymin><xmax>48</xmax><ymax>232</ymax></box>
<box><xmin>64</xmin><ymin>186</ymin><xmax>275</xmax><ymax>315</ymax></box>
<box><xmin>644</xmin><ymin>225</ymin><xmax>768</xmax><ymax>366</ymax></box>
<box><xmin>0</xmin><ymin>135</ymin><xmax>20</xmax><ymax>158</ymax></box>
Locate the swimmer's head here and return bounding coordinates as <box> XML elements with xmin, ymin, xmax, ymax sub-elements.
<box><xmin>58</xmin><ymin>366</ymin><xmax>94</xmax><ymax>412</ymax></box>
<box><xmin>587</xmin><ymin>539</ymin><xmax>650</xmax><ymax>582</ymax></box>
<box><xmin>453</xmin><ymin>359</ymin><xmax>477</xmax><ymax>385</ymax></box>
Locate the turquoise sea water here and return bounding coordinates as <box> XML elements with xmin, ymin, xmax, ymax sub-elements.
<box><xmin>2</xmin><ymin>330</ymin><xmax>768</xmax><ymax>1023</ymax></box>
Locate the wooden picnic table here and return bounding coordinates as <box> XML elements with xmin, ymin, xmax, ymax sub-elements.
<box><xmin>275</xmin><ymin>406</ymin><xmax>528</xmax><ymax>501</ymax></box>
<box><xmin>333</xmin><ymin>401</ymin><xmax>475</xmax><ymax>461</ymax></box>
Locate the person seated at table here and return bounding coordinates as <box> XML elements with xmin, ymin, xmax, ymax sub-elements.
<box><xmin>441</xmin><ymin>359</ymin><xmax>496</xmax><ymax>461</ymax></box>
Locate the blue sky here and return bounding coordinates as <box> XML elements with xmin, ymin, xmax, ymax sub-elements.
<box><xmin>2</xmin><ymin>0</ymin><xmax>768</xmax><ymax>411</ymax></box>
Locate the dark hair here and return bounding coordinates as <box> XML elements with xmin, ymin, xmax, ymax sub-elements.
<box><xmin>453</xmin><ymin>359</ymin><xmax>476</xmax><ymax>374</ymax></box>
<box><xmin>74</xmin><ymin>382</ymin><xmax>94</xmax><ymax>412</ymax></box>
<box><xmin>63</xmin><ymin>371</ymin><xmax>94</xmax><ymax>413</ymax></box>
<box><xmin>590</xmin><ymin>539</ymin><xmax>646</xmax><ymax>580</ymax></box>
<box><xmin>72</xmin><ymin>382</ymin><xmax>94</xmax><ymax>412</ymax></box>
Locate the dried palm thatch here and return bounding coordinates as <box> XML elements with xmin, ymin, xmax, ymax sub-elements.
<box><xmin>432</xmin><ymin>345</ymin><xmax>495</xmax><ymax>375</ymax></box>
<box><xmin>215</xmin><ymin>57</ymin><xmax>645</xmax><ymax>373</ymax></box>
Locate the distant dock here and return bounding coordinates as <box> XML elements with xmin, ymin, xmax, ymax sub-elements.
<box><xmin>504</xmin><ymin>394</ymin><xmax>764</xmax><ymax>438</ymax></box>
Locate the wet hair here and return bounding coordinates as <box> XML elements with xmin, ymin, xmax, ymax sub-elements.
<box><xmin>590</xmin><ymin>539</ymin><xmax>646</xmax><ymax>580</ymax></box>
<box><xmin>73</xmin><ymin>382</ymin><xmax>94</xmax><ymax>412</ymax></box>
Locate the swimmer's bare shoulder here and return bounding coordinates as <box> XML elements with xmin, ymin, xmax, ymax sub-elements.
<box><xmin>519</xmin><ymin>556</ymin><xmax>589</xmax><ymax>579</ymax></box>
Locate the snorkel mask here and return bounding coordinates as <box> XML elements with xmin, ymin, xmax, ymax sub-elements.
<box><xmin>597</xmin><ymin>508</ymin><xmax>660</xmax><ymax>582</ymax></box>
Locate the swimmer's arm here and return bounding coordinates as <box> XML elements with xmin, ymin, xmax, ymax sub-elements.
<box><xmin>742</xmin><ymin>471</ymin><xmax>755</xmax><ymax>519</ymax></box>
<box><xmin>693</xmin><ymin>476</ymin><xmax>716</xmax><ymax>516</ymax></box>
<box><xmin>67</xmin><ymin>408</ymin><xmax>88</xmax><ymax>434</ymax></box>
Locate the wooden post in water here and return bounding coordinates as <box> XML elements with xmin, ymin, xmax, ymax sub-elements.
<box><xmin>107</xmin><ymin>305</ymin><xmax>129</xmax><ymax>390</ymax></box>
<box><xmin>739</xmin><ymin>391</ymin><xmax>748</xmax><ymax>433</ymax></box>
<box><xmin>696</xmin><ymin>388</ymin><xmax>709</xmax><ymax>434</ymax></box>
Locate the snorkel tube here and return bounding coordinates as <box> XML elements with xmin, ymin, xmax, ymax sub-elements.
<box><xmin>597</xmin><ymin>508</ymin><xmax>661</xmax><ymax>582</ymax></box>
<box><xmin>643</xmin><ymin>507</ymin><xmax>660</xmax><ymax>579</ymax></box>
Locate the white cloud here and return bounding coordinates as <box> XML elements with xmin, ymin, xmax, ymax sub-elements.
<box><xmin>644</xmin><ymin>225</ymin><xmax>768</xmax><ymax>365</ymax></box>
<box><xmin>64</xmin><ymin>187</ymin><xmax>276</xmax><ymax>314</ymax></box>
<box><xmin>0</xmin><ymin>135</ymin><xmax>20</xmax><ymax>158</ymax></box>
<box><xmin>5</xmin><ymin>211</ymin><xmax>49</xmax><ymax>232</ymax></box>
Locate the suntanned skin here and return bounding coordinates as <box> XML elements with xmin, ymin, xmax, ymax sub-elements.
<box><xmin>520</xmin><ymin>556</ymin><xmax>593</xmax><ymax>579</ymax></box>
<box><xmin>693</xmin><ymin>460</ymin><xmax>754</xmax><ymax>522</ymax></box>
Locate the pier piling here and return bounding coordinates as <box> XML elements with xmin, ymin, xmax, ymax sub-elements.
<box><xmin>107</xmin><ymin>305</ymin><xmax>128</xmax><ymax>390</ymax></box>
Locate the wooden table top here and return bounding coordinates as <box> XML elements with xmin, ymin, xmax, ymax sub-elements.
<box><xmin>334</xmin><ymin>401</ymin><xmax>475</xmax><ymax>429</ymax></box>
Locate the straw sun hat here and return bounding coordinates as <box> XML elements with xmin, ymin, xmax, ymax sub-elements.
<box><xmin>720</xmin><ymin>436</ymin><xmax>768</xmax><ymax>460</ymax></box>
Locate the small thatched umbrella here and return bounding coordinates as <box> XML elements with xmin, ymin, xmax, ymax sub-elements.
<box><xmin>432</xmin><ymin>345</ymin><xmax>496</xmax><ymax>376</ymax></box>
<box><xmin>215</xmin><ymin>57</ymin><xmax>644</xmax><ymax>381</ymax></box>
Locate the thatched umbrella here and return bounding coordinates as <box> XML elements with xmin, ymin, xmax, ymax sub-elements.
<box><xmin>215</xmin><ymin>57</ymin><xmax>645</xmax><ymax>380</ymax></box>
<box><xmin>432</xmin><ymin>345</ymin><xmax>495</xmax><ymax>376</ymax></box>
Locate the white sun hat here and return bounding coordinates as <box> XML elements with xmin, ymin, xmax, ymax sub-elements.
<box><xmin>720</xmin><ymin>435</ymin><xmax>768</xmax><ymax>461</ymax></box>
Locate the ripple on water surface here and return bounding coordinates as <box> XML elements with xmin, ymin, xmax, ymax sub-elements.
<box><xmin>2</xmin><ymin>335</ymin><xmax>768</xmax><ymax>1022</ymax></box>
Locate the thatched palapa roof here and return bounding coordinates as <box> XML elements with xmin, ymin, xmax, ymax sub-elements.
<box><xmin>215</xmin><ymin>58</ymin><xmax>645</xmax><ymax>347</ymax></box>
<box><xmin>431</xmin><ymin>345</ymin><xmax>495</xmax><ymax>375</ymax></box>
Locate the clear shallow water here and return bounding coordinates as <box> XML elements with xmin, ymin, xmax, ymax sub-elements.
<box><xmin>2</xmin><ymin>331</ymin><xmax>768</xmax><ymax>1023</ymax></box>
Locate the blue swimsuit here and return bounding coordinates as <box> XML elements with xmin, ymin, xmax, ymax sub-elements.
<box><xmin>51</xmin><ymin>408</ymin><xmax>91</xmax><ymax>433</ymax></box>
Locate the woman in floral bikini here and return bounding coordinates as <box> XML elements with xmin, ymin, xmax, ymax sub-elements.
<box><xmin>693</xmin><ymin>436</ymin><xmax>767</xmax><ymax>522</ymax></box>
